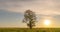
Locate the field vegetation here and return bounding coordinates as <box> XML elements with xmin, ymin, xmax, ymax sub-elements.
<box><xmin>0</xmin><ymin>28</ymin><xmax>60</xmax><ymax>32</ymax></box>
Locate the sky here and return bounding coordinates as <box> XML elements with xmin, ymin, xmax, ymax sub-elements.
<box><xmin>0</xmin><ymin>0</ymin><xmax>60</xmax><ymax>28</ymax></box>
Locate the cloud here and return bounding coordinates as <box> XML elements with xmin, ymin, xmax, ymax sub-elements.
<box><xmin>53</xmin><ymin>15</ymin><xmax>60</xmax><ymax>20</ymax></box>
<box><xmin>0</xmin><ymin>0</ymin><xmax>60</xmax><ymax>15</ymax></box>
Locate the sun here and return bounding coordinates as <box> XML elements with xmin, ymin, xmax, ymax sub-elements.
<box><xmin>44</xmin><ymin>19</ymin><xmax>51</xmax><ymax>26</ymax></box>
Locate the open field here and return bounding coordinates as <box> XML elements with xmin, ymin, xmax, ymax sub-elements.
<box><xmin>0</xmin><ymin>28</ymin><xmax>60</xmax><ymax>32</ymax></box>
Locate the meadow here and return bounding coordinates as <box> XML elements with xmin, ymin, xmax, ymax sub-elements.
<box><xmin>0</xmin><ymin>28</ymin><xmax>60</xmax><ymax>32</ymax></box>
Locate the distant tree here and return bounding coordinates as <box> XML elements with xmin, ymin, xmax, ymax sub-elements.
<box><xmin>23</xmin><ymin>9</ymin><xmax>37</xmax><ymax>29</ymax></box>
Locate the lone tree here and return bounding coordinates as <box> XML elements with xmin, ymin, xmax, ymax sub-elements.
<box><xmin>23</xmin><ymin>10</ymin><xmax>37</xmax><ymax>29</ymax></box>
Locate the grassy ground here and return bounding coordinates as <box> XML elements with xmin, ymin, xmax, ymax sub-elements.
<box><xmin>0</xmin><ymin>28</ymin><xmax>60</xmax><ymax>32</ymax></box>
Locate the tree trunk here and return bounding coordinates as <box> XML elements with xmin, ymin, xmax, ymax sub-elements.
<box><xmin>30</xmin><ymin>20</ymin><xmax>32</xmax><ymax>29</ymax></box>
